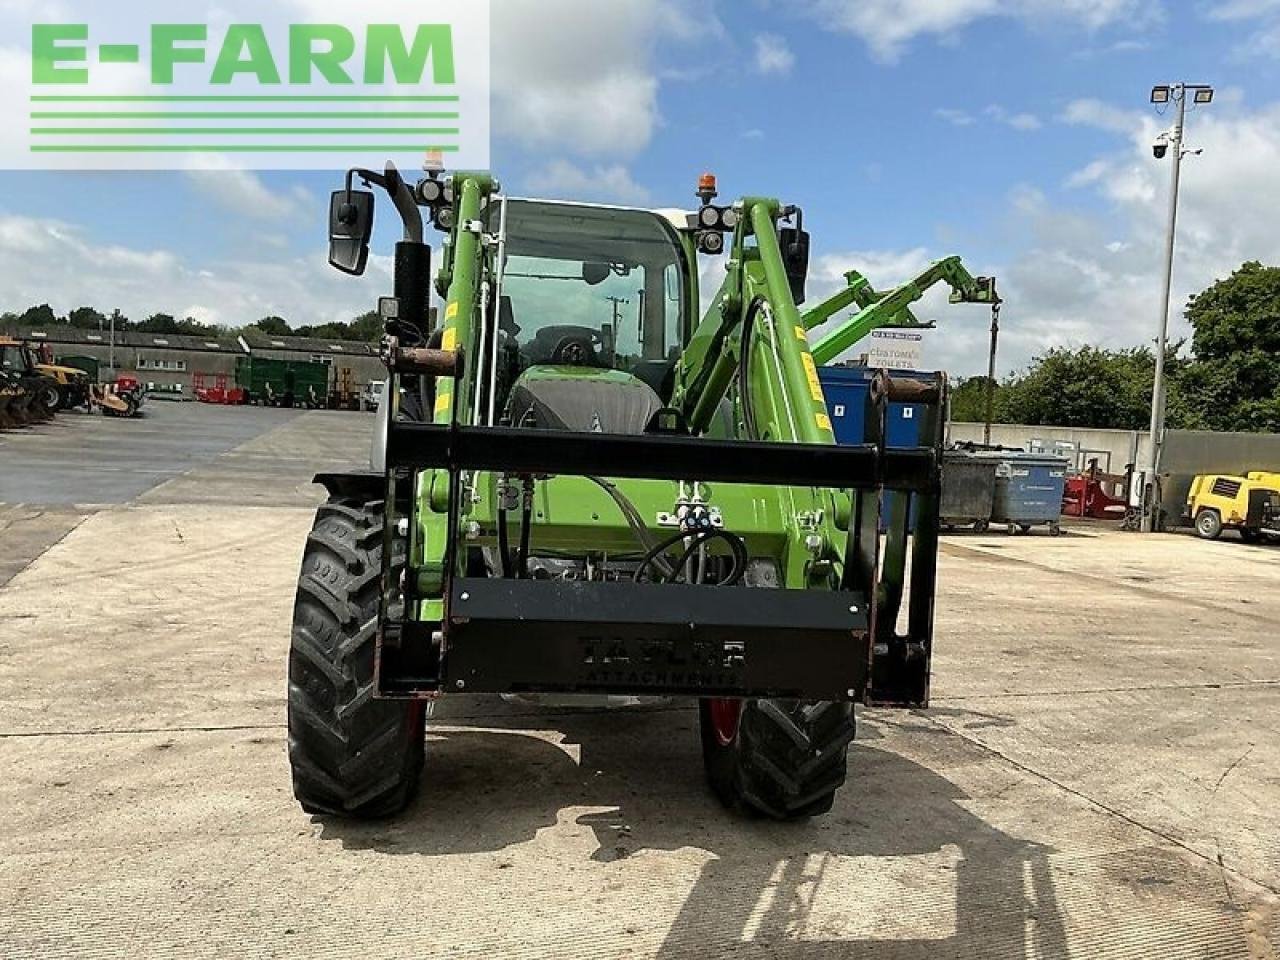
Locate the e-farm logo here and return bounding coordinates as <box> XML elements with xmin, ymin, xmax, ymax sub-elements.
<box><xmin>8</xmin><ymin>3</ymin><xmax>490</xmax><ymax>171</ymax></box>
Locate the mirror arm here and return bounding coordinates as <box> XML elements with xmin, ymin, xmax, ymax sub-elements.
<box><xmin>346</xmin><ymin>163</ymin><xmax>425</xmax><ymax>244</ymax></box>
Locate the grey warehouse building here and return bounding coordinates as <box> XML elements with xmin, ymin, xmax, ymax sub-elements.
<box><xmin>4</xmin><ymin>325</ymin><xmax>384</xmax><ymax>399</ymax></box>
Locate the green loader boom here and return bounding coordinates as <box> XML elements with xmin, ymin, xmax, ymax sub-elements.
<box><xmin>286</xmin><ymin>162</ymin><xmax>997</xmax><ymax>823</ymax></box>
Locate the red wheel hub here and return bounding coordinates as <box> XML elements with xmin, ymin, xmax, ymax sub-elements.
<box><xmin>707</xmin><ymin>698</ymin><xmax>744</xmax><ymax>747</ymax></box>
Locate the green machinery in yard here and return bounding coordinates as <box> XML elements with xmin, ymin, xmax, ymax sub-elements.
<box><xmin>235</xmin><ymin>356</ymin><xmax>331</xmax><ymax>408</ymax></box>
<box><xmin>287</xmin><ymin>163</ymin><xmax>998</xmax><ymax>821</ymax></box>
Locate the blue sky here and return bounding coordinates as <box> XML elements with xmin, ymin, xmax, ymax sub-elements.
<box><xmin>3</xmin><ymin>0</ymin><xmax>1280</xmax><ymax>375</ymax></box>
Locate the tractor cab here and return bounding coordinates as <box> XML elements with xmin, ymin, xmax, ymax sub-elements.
<box><xmin>483</xmin><ymin>199</ymin><xmax>691</xmax><ymax>434</ymax></box>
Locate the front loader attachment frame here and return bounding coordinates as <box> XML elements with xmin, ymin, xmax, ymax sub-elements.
<box><xmin>374</xmin><ymin>371</ymin><xmax>947</xmax><ymax>708</ymax></box>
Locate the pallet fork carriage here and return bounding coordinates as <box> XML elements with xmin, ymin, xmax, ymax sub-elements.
<box><xmin>289</xmin><ymin>162</ymin><xmax>997</xmax><ymax>821</ymax></box>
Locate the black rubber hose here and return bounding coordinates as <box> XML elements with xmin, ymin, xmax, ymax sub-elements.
<box><xmin>497</xmin><ymin>503</ymin><xmax>515</xmax><ymax>578</ymax></box>
<box><xmin>633</xmin><ymin>529</ymin><xmax>697</xmax><ymax>583</ymax></box>
<box><xmin>516</xmin><ymin>477</ymin><xmax>534</xmax><ymax>578</ymax></box>
<box><xmin>586</xmin><ymin>476</ymin><xmax>676</xmax><ymax>579</ymax></box>
<box><xmin>667</xmin><ymin>529</ymin><xmax>748</xmax><ymax>587</ymax></box>
<box><xmin>738</xmin><ymin>298</ymin><xmax>765</xmax><ymax>441</ymax></box>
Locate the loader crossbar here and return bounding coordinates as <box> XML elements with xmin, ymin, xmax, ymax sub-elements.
<box><xmin>376</xmin><ymin>409</ymin><xmax>940</xmax><ymax>704</ymax></box>
<box><xmin>386</xmin><ymin>421</ymin><xmax>936</xmax><ymax>491</ymax></box>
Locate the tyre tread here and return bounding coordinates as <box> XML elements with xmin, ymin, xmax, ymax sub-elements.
<box><xmin>287</xmin><ymin>496</ymin><xmax>424</xmax><ymax>819</ymax></box>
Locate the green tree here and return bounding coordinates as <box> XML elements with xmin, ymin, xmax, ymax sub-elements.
<box><xmin>296</xmin><ymin>322</ymin><xmax>354</xmax><ymax>340</ymax></box>
<box><xmin>254</xmin><ymin>315</ymin><xmax>293</xmax><ymax>337</ymax></box>
<box><xmin>292</xmin><ymin>312</ymin><xmax>382</xmax><ymax>342</ymax></box>
<box><xmin>1182</xmin><ymin>261</ymin><xmax>1280</xmax><ymax>432</ymax></box>
<box><xmin>173</xmin><ymin>316</ymin><xmax>222</xmax><ymax>337</ymax></box>
<box><xmin>996</xmin><ymin>346</ymin><xmax>1163</xmax><ymax>430</ymax></box>
<box><xmin>950</xmin><ymin>376</ymin><xmax>1003</xmax><ymax>423</ymax></box>
<box><xmin>137</xmin><ymin>313</ymin><xmax>178</xmax><ymax>334</ymax></box>
<box><xmin>18</xmin><ymin>304</ymin><xmax>59</xmax><ymax>327</ymax></box>
<box><xmin>67</xmin><ymin>306</ymin><xmax>108</xmax><ymax>330</ymax></box>
<box><xmin>349</xmin><ymin>310</ymin><xmax>384</xmax><ymax>342</ymax></box>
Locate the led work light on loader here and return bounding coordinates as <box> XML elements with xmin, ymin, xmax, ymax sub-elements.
<box><xmin>288</xmin><ymin>160</ymin><xmax>993</xmax><ymax>822</ymax></box>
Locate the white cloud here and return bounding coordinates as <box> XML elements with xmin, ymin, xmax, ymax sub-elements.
<box><xmin>940</xmin><ymin>104</ymin><xmax>1043</xmax><ymax>131</ymax></box>
<box><xmin>753</xmin><ymin>33</ymin><xmax>796</xmax><ymax>75</ymax></box>
<box><xmin>1202</xmin><ymin>1</ymin><xmax>1280</xmax><ymax>59</ymax></box>
<box><xmin>1203</xmin><ymin>0</ymin><xmax>1280</xmax><ymax>20</ymax></box>
<box><xmin>797</xmin><ymin>0</ymin><xmax>1160</xmax><ymax>62</ymax></box>
<box><xmin>1072</xmin><ymin>37</ymin><xmax>1152</xmax><ymax>56</ymax></box>
<box><xmin>986</xmin><ymin>104</ymin><xmax>1043</xmax><ymax>131</ymax></box>
<box><xmin>986</xmin><ymin>100</ymin><xmax>1280</xmax><ymax>377</ymax></box>
<box><xmin>184</xmin><ymin>169</ymin><xmax>311</xmax><ymax>221</ymax></box>
<box><xmin>524</xmin><ymin>160</ymin><xmax>651</xmax><ymax>205</ymax></box>
<box><xmin>491</xmin><ymin>0</ymin><xmax>720</xmax><ymax>157</ymax></box>
<box><xmin>0</xmin><ymin>213</ymin><xmax>385</xmax><ymax>329</ymax></box>
<box><xmin>1238</xmin><ymin>24</ymin><xmax>1280</xmax><ymax>56</ymax></box>
<box><xmin>1061</xmin><ymin>97</ymin><xmax>1148</xmax><ymax>135</ymax></box>
<box><xmin>936</xmin><ymin>108</ymin><xmax>976</xmax><ymax>126</ymax></box>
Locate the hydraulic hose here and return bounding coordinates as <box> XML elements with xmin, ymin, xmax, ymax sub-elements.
<box><xmin>633</xmin><ymin>528</ymin><xmax>748</xmax><ymax>586</ymax></box>
<box><xmin>738</xmin><ymin>297</ymin><xmax>766</xmax><ymax>441</ymax></box>
<box><xmin>497</xmin><ymin>503</ymin><xmax>515</xmax><ymax>578</ymax></box>
<box><xmin>516</xmin><ymin>476</ymin><xmax>534</xmax><ymax>578</ymax></box>
<box><xmin>667</xmin><ymin>529</ymin><xmax>748</xmax><ymax>587</ymax></box>
<box><xmin>586</xmin><ymin>476</ymin><xmax>676</xmax><ymax>579</ymax></box>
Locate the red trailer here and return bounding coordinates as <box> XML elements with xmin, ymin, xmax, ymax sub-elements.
<box><xmin>194</xmin><ymin>373</ymin><xmax>247</xmax><ymax>405</ymax></box>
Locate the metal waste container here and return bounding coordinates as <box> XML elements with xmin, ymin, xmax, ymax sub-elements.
<box><xmin>941</xmin><ymin>452</ymin><xmax>997</xmax><ymax>531</ymax></box>
<box><xmin>979</xmin><ymin>453</ymin><xmax>1069</xmax><ymax>535</ymax></box>
<box><xmin>819</xmin><ymin>365</ymin><xmax>934</xmax><ymax>532</ymax></box>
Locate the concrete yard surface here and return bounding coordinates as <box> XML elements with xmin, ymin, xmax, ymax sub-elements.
<box><xmin>0</xmin><ymin>404</ymin><xmax>1277</xmax><ymax>958</ymax></box>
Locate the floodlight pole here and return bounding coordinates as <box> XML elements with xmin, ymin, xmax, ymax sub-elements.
<box><xmin>1141</xmin><ymin>83</ymin><xmax>1205</xmax><ymax>533</ymax></box>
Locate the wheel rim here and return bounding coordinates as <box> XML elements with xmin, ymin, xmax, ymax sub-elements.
<box><xmin>707</xmin><ymin>698</ymin><xmax>743</xmax><ymax>747</ymax></box>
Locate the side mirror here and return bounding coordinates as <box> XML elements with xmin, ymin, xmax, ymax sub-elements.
<box><xmin>779</xmin><ymin>227</ymin><xmax>811</xmax><ymax>305</ymax></box>
<box><xmin>329</xmin><ymin>189</ymin><xmax>375</xmax><ymax>276</ymax></box>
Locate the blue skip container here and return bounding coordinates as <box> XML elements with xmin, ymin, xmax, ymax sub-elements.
<box><xmin>819</xmin><ymin>366</ymin><xmax>933</xmax><ymax>532</ymax></box>
<box><xmin>977</xmin><ymin>452</ymin><xmax>1069</xmax><ymax>535</ymax></box>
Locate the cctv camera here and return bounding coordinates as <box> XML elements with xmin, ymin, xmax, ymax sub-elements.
<box><xmin>1152</xmin><ymin>136</ymin><xmax>1169</xmax><ymax>160</ymax></box>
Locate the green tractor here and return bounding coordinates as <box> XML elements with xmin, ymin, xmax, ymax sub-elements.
<box><xmin>287</xmin><ymin>163</ymin><xmax>998</xmax><ymax>821</ymax></box>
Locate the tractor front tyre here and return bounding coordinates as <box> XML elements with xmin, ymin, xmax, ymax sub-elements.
<box><xmin>699</xmin><ymin>698</ymin><xmax>855</xmax><ymax>820</ymax></box>
<box><xmin>287</xmin><ymin>496</ymin><xmax>425</xmax><ymax>819</ymax></box>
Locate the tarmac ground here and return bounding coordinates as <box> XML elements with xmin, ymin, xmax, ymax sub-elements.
<box><xmin>1</xmin><ymin>402</ymin><xmax>1277</xmax><ymax>958</ymax></box>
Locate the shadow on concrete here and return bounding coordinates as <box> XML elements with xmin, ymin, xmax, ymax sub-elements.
<box><xmin>316</xmin><ymin>701</ymin><xmax>1068</xmax><ymax>958</ymax></box>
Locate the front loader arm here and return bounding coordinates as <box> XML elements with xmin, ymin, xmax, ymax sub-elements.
<box><xmin>673</xmin><ymin>198</ymin><xmax>836</xmax><ymax>446</ymax></box>
<box><xmin>805</xmin><ymin>256</ymin><xmax>999</xmax><ymax>366</ymax></box>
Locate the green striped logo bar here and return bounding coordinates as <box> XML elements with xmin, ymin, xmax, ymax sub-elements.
<box><xmin>12</xmin><ymin>4</ymin><xmax>491</xmax><ymax>170</ymax></box>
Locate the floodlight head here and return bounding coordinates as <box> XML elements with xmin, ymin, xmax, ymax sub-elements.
<box><xmin>1193</xmin><ymin>88</ymin><xmax>1214</xmax><ymax>104</ymax></box>
<box><xmin>1151</xmin><ymin>86</ymin><xmax>1171</xmax><ymax>104</ymax></box>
